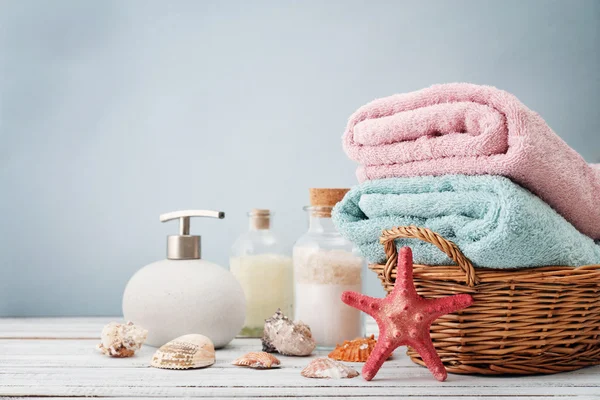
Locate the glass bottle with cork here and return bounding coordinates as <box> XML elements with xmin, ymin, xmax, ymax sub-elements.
<box><xmin>230</xmin><ymin>209</ymin><xmax>293</xmax><ymax>337</ymax></box>
<box><xmin>293</xmin><ymin>189</ymin><xmax>364</xmax><ymax>349</ymax></box>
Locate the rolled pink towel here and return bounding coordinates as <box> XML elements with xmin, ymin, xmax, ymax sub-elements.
<box><xmin>343</xmin><ymin>83</ymin><xmax>600</xmax><ymax>239</ymax></box>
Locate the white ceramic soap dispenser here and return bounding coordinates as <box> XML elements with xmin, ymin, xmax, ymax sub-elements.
<box><xmin>123</xmin><ymin>210</ymin><xmax>246</xmax><ymax>348</ymax></box>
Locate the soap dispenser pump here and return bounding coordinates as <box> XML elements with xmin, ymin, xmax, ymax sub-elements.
<box><xmin>123</xmin><ymin>210</ymin><xmax>246</xmax><ymax>348</ymax></box>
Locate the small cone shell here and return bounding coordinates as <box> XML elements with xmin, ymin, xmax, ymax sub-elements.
<box><xmin>301</xmin><ymin>358</ymin><xmax>359</xmax><ymax>379</ymax></box>
<box><xmin>232</xmin><ymin>352</ymin><xmax>281</xmax><ymax>369</ymax></box>
<box><xmin>328</xmin><ymin>334</ymin><xmax>390</xmax><ymax>363</ymax></box>
<box><xmin>151</xmin><ymin>334</ymin><xmax>215</xmax><ymax>370</ymax></box>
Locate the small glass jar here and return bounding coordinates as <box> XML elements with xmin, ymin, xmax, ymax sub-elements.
<box><xmin>293</xmin><ymin>189</ymin><xmax>364</xmax><ymax>348</ymax></box>
<box><xmin>230</xmin><ymin>209</ymin><xmax>293</xmax><ymax>337</ymax></box>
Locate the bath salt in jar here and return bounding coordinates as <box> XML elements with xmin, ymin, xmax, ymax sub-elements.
<box><xmin>293</xmin><ymin>188</ymin><xmax>364</xmax><ymax>349</ymax></box>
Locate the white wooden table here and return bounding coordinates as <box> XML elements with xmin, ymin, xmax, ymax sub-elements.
<box><xmin>0</xmin><ymin>318</ymin><xmax>598</xmax><ymax>399</ymax></box>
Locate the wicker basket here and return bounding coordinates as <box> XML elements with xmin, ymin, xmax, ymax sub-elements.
<box><xmin>369</xmin><ymin>225</ymin><xmax>600</xmax><ymax>375</ymax></box>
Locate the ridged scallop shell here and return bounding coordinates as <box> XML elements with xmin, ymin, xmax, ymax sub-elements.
<box><xmin>232</xmin><ymin>352</ymin><xmax>281</xmax><ymax>369</ymax></box>
<box><xmin>97</xmin><ymin>321</ymin><xmax>147</xmax><ymax>358</ymax></box>
<box><xmin>328</xmin><ymin>334</ymin><xmax>389</xmax><ymax>362</ymax></box>
<box><xmin>300</xmin><ymin>358</ymin><xmax>359</xmax><ymax>379</ymax></box>
<box><xmin>150</xmin><ymin>334</ymin><xmax>215</xmax><ymax>369</ymax></box>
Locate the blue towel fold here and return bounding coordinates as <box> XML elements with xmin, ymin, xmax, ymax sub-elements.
<box><xmin>332</xmin><ymin>175</ymin><xmax>600</xmax><ymax>268</ymax></box>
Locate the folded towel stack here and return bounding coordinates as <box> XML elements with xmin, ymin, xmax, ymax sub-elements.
<box><xmin>333</xmin><ymin>83</ymin><xmax>600</xmax><ymax>268</ymax></box>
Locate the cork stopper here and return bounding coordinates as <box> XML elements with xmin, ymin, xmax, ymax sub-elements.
<box><xmin>309</xmin><ymin>188</ymin><xmax>350</xmax><ymax>207</ymax></box>
<box><xmin>249</xmin><ymin>209</ymin><xmax>271</xmax><ymax>230</ymax></box>
<box><xmin>308</xmin><ymin>188</ymin><xmax>350</xmax><ymax>217</ymax></box>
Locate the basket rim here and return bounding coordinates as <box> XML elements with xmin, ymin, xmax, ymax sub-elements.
<box><xmin>376</xmin><ymin>225</ymin><xmax>600</xmax><ymax>287</ymax></box>
<box><xmin>370</xmin><ymin>263</ymin><xmax>600</xmax><ymax>285</ymax></box>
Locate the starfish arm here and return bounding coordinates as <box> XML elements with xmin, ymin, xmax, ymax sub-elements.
<box><xmin>341</xmin><ymin>291</ymin><xmax>382</xmax><ymax>316</ymax></box>
<box><xmin>449</xmin><ymin>293</ymin><xmax>474</xmax><ymax>311</ymax></box>
<box><xmin>391</xmin><ymin>247</ymin><xmax>418</xmax><ymax>297</ymax></box>
<box><xmin>410</xmin><ymin>339</ymin><xmax>447</xmax><ymax>382</ymax></box>
<box><xmin>362</xmin><ymin>335</ymin><xmax>397</xmax><ymax>381</ymax></box>
<box><xmin>427</xmin><ymin>293</ymin><xmax>474</xmax><ymax>320</ymax></box>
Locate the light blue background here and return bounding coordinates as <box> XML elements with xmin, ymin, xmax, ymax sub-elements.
<box><xmin>1</xmin><ymin>0</ymin><xmax>599</xmax><ymax>316</ymax></box>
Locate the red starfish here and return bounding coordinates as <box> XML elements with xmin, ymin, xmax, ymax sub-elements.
<box><xmin>342</xmin><ymin>246</ymin><xmax>473</xmax><ymax>382</ymax></box>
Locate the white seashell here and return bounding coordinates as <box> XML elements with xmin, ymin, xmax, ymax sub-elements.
<box><xmin>262</xmin><ymin>309</ymin><xmax>316</xmax><ymax>356</ymax></box>
<box><xmin>232</xmin><ymin>352</ymin><xmax>281</xmax><ymax>369</ymax></box>
<box><xmin>150</xmin><ymin>334</ymin><xmax>215</xmax><ymax>369</ymax></box>
<box><xmin>97</xmin><ymin>321</ymin><xmax>147</xmax><ymax>358</ymax></box>
<box><xmin>301</xmin><ymin>358</ymin><xmax>359</xmax><ymax>379</ymax></box>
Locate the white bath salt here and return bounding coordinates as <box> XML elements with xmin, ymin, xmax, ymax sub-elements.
<box><xmin>293</xmin><ymin>247</ymin><xmax>362</xmax><ymax>285</ymax></box>
<box><xmin>293</xmin><ymin>247</ymin><xmax>363</xmax><ymax>348</ymax></box>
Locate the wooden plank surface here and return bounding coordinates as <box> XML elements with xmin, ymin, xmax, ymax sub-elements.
<box><xmin>0</xmin><ymin>317</ymin><xmax>599</xmax><ymax>398</ymax></box>
<box><xmin>2</xmin><ymin>398</ymin><xmax>588</xmax><ymax>400</ymax></box>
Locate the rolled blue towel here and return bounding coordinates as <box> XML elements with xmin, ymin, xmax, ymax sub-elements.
<box><xmin>332</xmin><ymin>175</ymin><xmax>600</xmax><ymax>268</ymax></box>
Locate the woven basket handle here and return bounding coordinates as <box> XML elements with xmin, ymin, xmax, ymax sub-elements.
<box><xmin>380</xmin><ymin>226</ymin><xmax>479</xmax><ymax>287</ymax></box>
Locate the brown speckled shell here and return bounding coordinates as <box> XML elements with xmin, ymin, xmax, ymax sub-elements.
<box><xmin>262</xmin><ymin>309</ymin><xmax>316</xmax><ymax>356</ymax></box>
<box><xmin>232</xmin><ymin>352</ymin><xmax>281</xmax><ymax>369</ymax></box>
<box><xmin>328</xmin><ymin>334</ymin><xmax>390</xmax><ymax>362</ymax></box>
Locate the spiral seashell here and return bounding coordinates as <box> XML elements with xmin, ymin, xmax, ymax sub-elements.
<box><xmin>300</xmin><ymin>358</ymin><xmax>359</xmax><ymax>379</ymax></box>
<box><xmin>232</xmin><ymin>352</ymin><xmax>281</xmax><ymax>369</ymax></box>
<box><xmin>150</xmin><ymin>334</ymin><xmax>215</xmax><ymax>369</ymax></box>
<box><xmin>262</xmin><ymin>309</ymin><xmax>316</xmax><ymax>356</ymax></box>
<box><xmin>97</xmin><ymin>321</ymin><xmax>147</xmax><ymax>358</ymax></box>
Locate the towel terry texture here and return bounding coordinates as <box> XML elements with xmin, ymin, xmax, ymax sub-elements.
<box><xmin>342</xmin><ymin>83</ymin><xmax>600</xmax><ymax>239</ymax></box>
<box><xmin>331</xmin><ymin>175</ymin><xmax>600</xmax><ymax>268</ymax></box>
